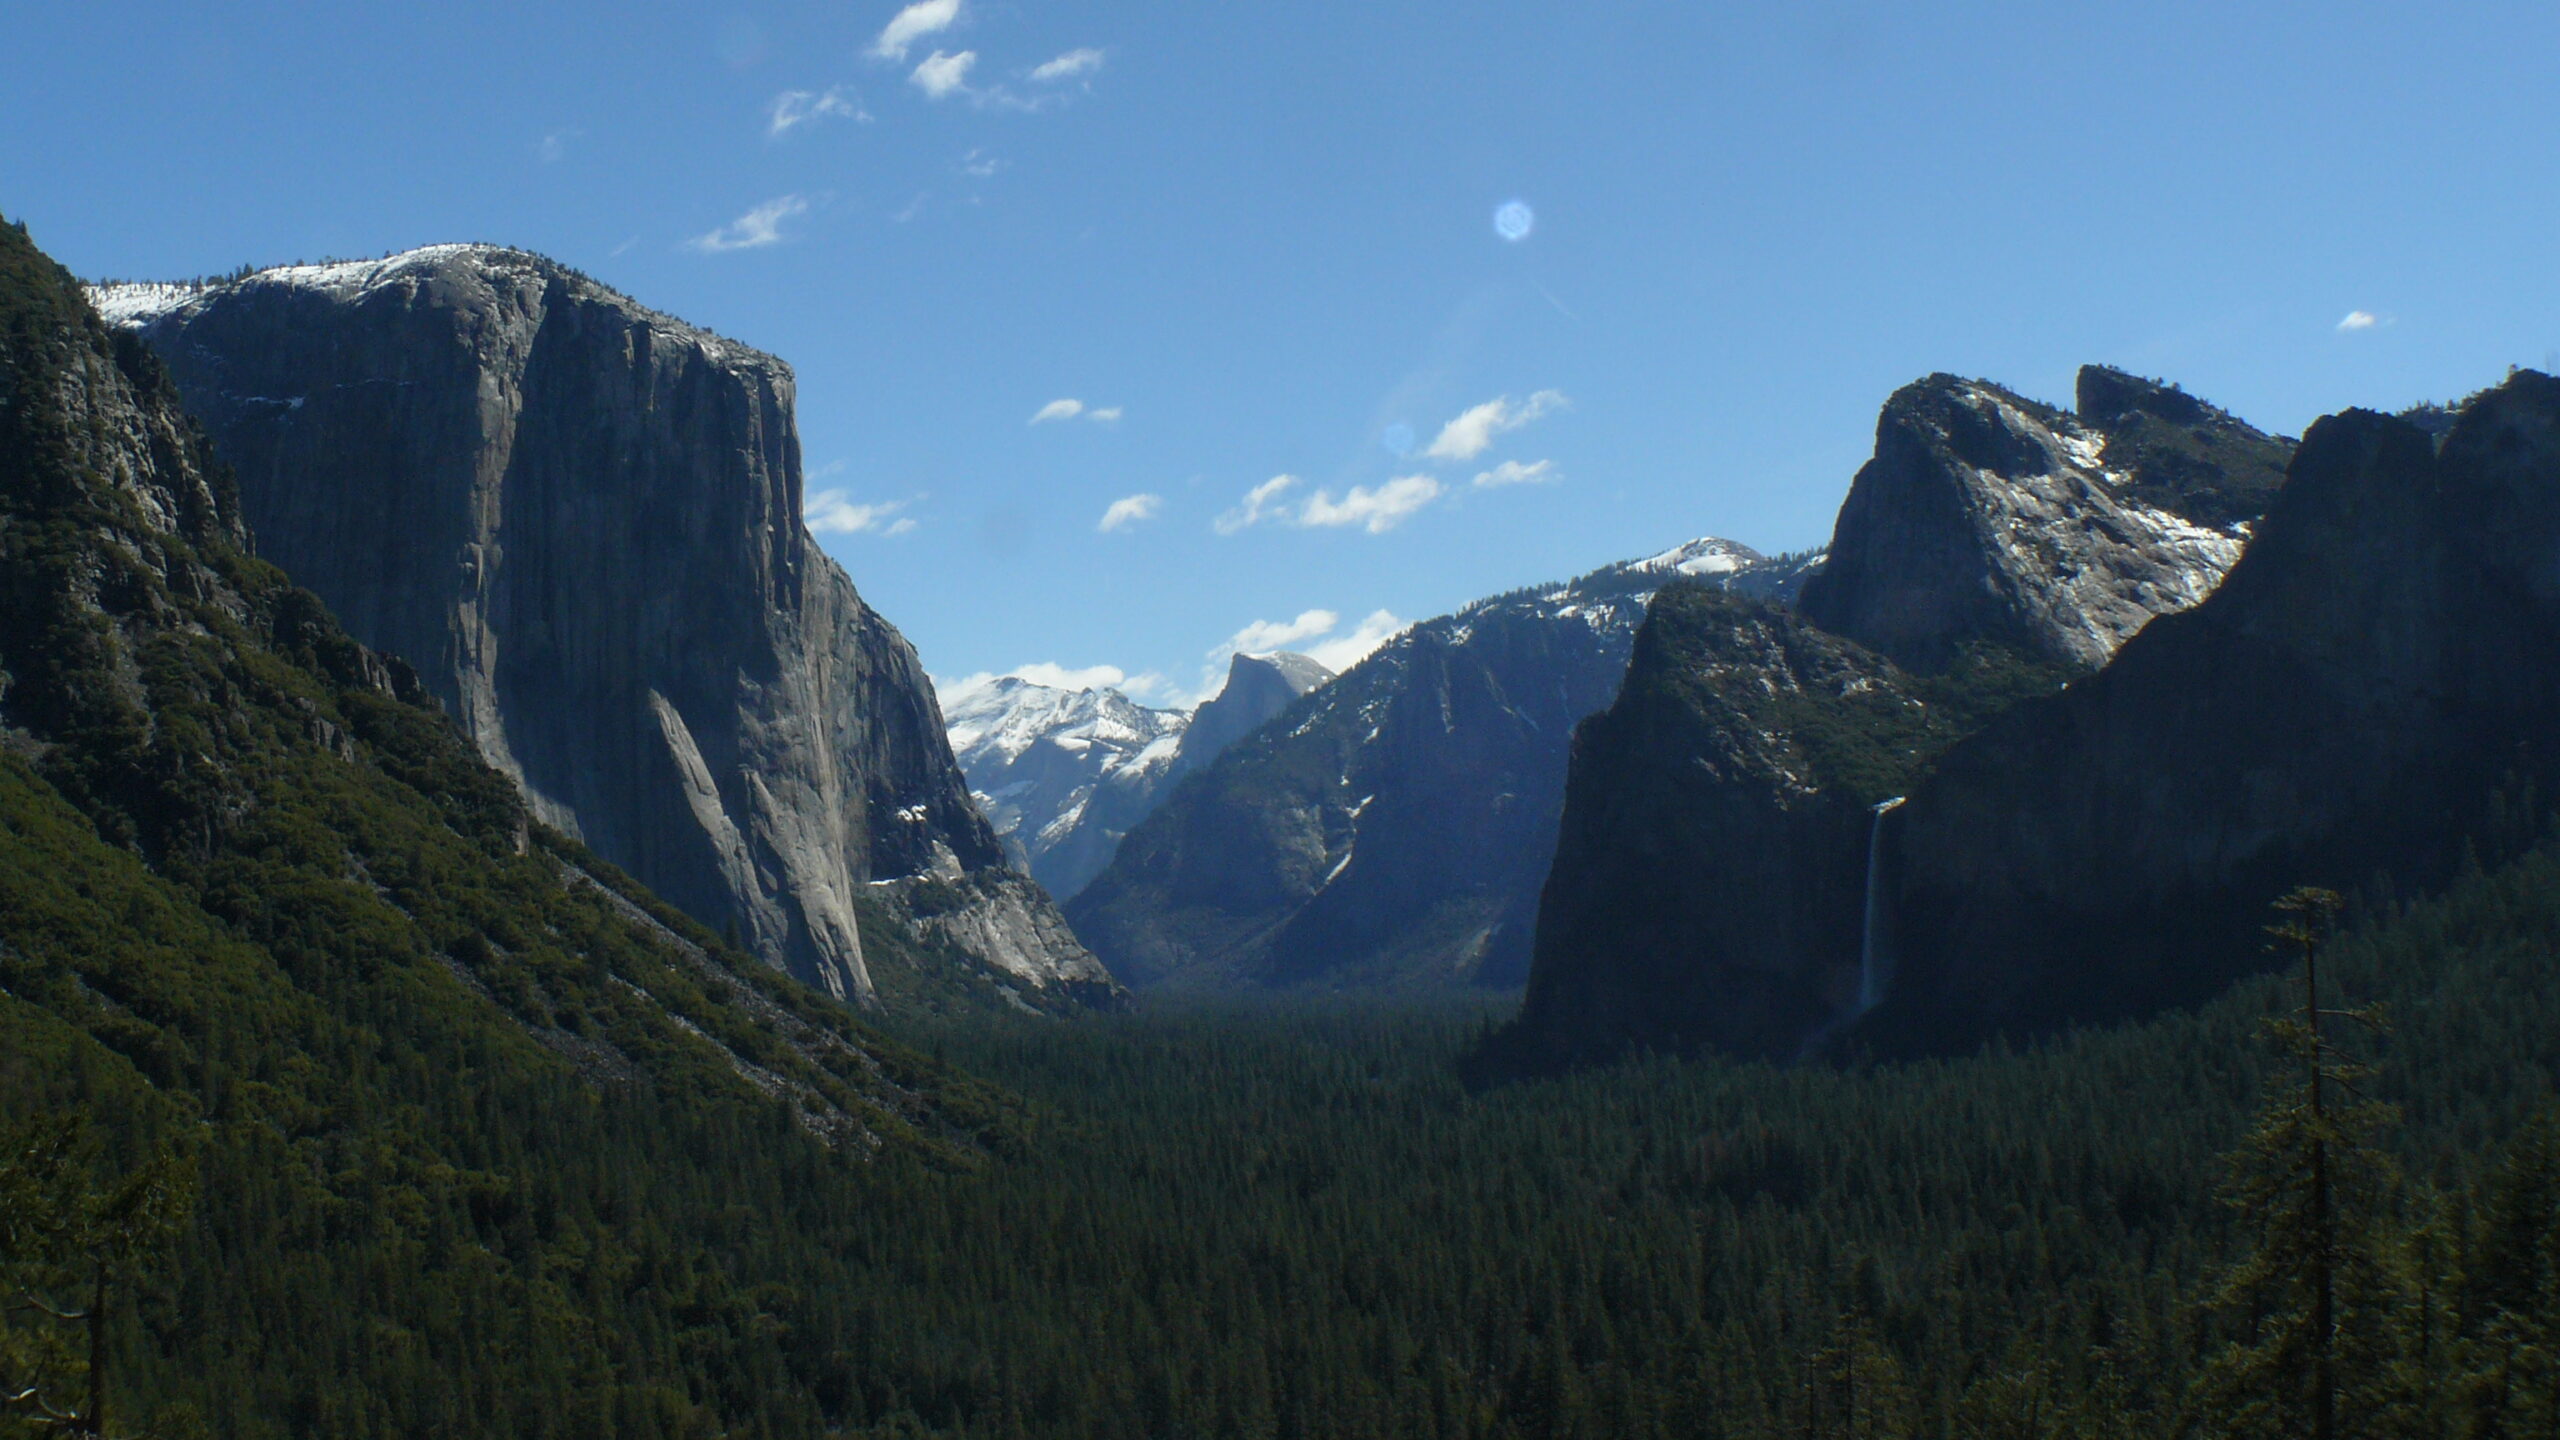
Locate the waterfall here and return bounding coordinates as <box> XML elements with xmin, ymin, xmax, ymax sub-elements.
<box><xmin>1857</xmin><ymin>797</ymin><xmax>1907</xmax><ymax>1013</ymax></box>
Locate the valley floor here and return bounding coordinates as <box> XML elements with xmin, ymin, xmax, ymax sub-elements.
<box><xmin>848</xmin><ymin>840</ymin><xmax>2560</xmax><ymax>1439</ymax></box>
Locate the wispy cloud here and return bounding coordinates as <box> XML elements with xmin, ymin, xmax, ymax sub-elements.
<box><xmin>1220</xmin><ymin>610</ymin><xmax>1338</xmax><ymax>656</ymax></box>
<box><xmin>1098</xmin><ymin>494</ymin><xmax>1162</xmax><ymax>532</ymax></box>
<box><xmin>1299</xmin><ymin>476</ymin><xmax>1443</xmax><ymax>533</ymax></box>
<box><xmin>1424</xmin><ymin>389</ymin><xmax>1569</xmax><ymax>462</ymax></box>
<box><xmin>960</xmin><ymin>148</ymin><xmax>1002</xmax><ymax>178</ymax></box>
<box><xmin>1207</xmin><ymin>608</ymin><xmax>1405</xmax><ymax>681</ymax></box>
<box><xmin>537</xmin><ymin>129</ymin><xmax>581</xmax><ymax>164</ymax></box>
<box><xmin>941</xmin><ymin>661</ymin><xmax>1163</xmax><ymax>708</ymax></box>
<box><xmin>1031</xmin><ymin>47</ymin><xmax>1106</xmax><ymax>82</ymax></box>
<box><xmin>768</xmin><ymin>86</ymin><xmax>868</xmax><ymax>136</ymax></box>
<box><xmin>1031</xmin><ymin>398</ymin><xmax>1085</xmax><ymax>424</ymax></box>
<box><xmin>1473</xmin><ymin>458</ymin><xmax>1556</xmax><ymax>488</ymax></box>
<box><xmin>687</xmin><ymin>195</ymin><xmax>810</xmax><ymax>253</ymax></box>
<box><xmin>870</xmin><ymin>0</ymin><xmax>961</xmax><ymax>61</ymax></box>
<box><xmin>1213</xmin><ymin>472</ymin><xmax>1445</xmax><ymax>534</ymax></box>
<box><xmin>1087</xmin><ymin>406</ymin><xmax>1123</xmax><ymax>423</ymax></box>
<box><xmin>1215</xmin><ymin>475</ymin><xmax>1300</xmax><ymax>535</ymax></box>
<box><xmin>1304</xmin><ymin>610</ymin><xmax>1407</xmax><ymax>673</ymax></box>
<box><xmin>1009</xmin><ymin>662</ymin><xmax>1126</xmax><ymax>691</ymax></box>
<box><xmin>805</xmin><ymin>489</ymin><xmax>915</xmax><ymax>536</ymax></box>
<box><xmin>911</xmin><ymin>50</ymin><xmax>978</xmax><ymax>100</ymax></box>
<box><xmin>2337</xmin><ymin>310</ymin><xmax>2381</xmax><ymax>333</ymax></box>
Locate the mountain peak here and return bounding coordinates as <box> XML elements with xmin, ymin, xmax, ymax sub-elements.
<box><xmin>1798</xmin><ymin>370</ymin><xmax>2282</xmax><ymax>673</ymax></box>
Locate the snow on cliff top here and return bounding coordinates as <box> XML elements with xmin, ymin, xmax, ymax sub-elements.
<box><xmin>86</xmin><ymin>244</ymin><xmax>765</xmax><ymax>368</ymax></box>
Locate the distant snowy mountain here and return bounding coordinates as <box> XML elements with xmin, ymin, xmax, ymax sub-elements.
<box><xmin>941</xmin><ymin>651</ymin><xmax>1333</xmax><ymax>901</ymax></box>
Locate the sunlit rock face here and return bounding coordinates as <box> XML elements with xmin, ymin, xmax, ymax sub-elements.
<box><xmin>94</xmin><ymin>247</ymin><xmax>1112</xmax><ymax>1008</ymax></box>
<box><xmin>1502</xmin><ymin>367</ymin><xmax>2299</xmax><ymax>1068</ymax></box>
<box><xmin>1799</xmin><ymin>368</ymin><xmax>2289</xmax><ymax>675</ymax></box>
<box><xmin>942</xmin><ymin>651</ymin><xmax>1333</xmax><ymax>904</ymax></box>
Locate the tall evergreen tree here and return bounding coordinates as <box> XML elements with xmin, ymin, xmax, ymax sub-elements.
<box><xmin>2189</xmin><ymin>888</ymin><xmax>2428</xmax><ymax>1438</ymax></box>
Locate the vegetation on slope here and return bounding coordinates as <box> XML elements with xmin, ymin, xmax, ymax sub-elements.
<box><xmin>0</xmin><ymin>211</ymin><xmax>1018</xmax><ymax>1437</ymax></box>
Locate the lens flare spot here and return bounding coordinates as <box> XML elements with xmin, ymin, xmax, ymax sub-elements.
<box><xmin>1381</xmin><ymin>422</ymin><xmax>1416</xmax><ymax>456</ymax></box>
<box><xmin>1494</xmin><ymin>200</ymin><xmax>1535</xmax><ymax>242</ymax></box>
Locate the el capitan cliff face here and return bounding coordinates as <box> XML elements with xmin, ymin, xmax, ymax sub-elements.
<box><xmin>97</xmin><ymin>247</ymin><xmax>1111</xmax><ymax>1007</ymax></box>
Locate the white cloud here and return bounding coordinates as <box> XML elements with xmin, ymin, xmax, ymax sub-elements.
<box><xmin>1423</xmin><ymin>389</ymin><xmax>1569</xmax><ymax>462</ymax></box>
<box><xmin>1304</xmin><ymin>609</ymin><xmax>1407</xmax><ymax>673</ymax></box>
<box><xmin>805</xmin><ymin>489</ymin><xmax>912</xmax><ymax>535</ymax></box>
<box><xmin>2338</xmin><ymin>310</ymin><xmax>2380</xmax><ymax>332</ymax></box>
<box><xmin>1201</xmin><ymin>608</ymin><xmax>1404</xmax><ymax>693</ymax></box>
<box><xmin>1031</xmin><ymin>47</ymin><xmax>1105</xmax><ymax>82</ymax></box>
<box><xmin>687</xmin><ymin>195</ymin><xmax>810</xmax><ymax>253</ymax></box>
<box><xmin>537</xmin><ymin>129</ymin><xmax>580</xmax><ymax>164</ymax></box>
<box><xmin>1215</xmin><ymin>474</ymin><xmax>1299</xmax><ymax>535</ymax></box>
<box><xmin>1086</xmin><ymin>406</ymin><xmax>1123</xmax><ymax>423</ymax></box>
<box><xmin>911</xmin><ymin>50</ymin><xmax>978</xmax><ymax>100</ymax></box>
<box><xmin>960</xmin><ymin>148</ymin><xmax>1001</xmax><ymax>178</ymax></box>
<box><xmin>1097</xmin><ymin>493</ymin><xmax>1162</xmax><ymax>532</ymax></box>
<box><xmin>1473</xmin><ymin>458</ymin><xmax>1556</xmax><ymax>488</ymax></box>
<box><xmin>1219</xmin><ymin>610</ymin><xmax>1339</xmax><ymax>657</ymax></box>
<box><xmin>769</xmin><ymin>86</ymin><xmax>868</xmax><ymax>136</ymax></box>
<box><xmin>1031</xmin><ymin>398</ymin><xmax>1085</xmax><ymax>424</ymax></box>
<box><xmin>1011</xmin><ymin>662</ymin><xmax>1126</xmax><ymax>692</ymax></box>
<box><xmin>1299</xmin><ymin>475</ymin><xmax>1444</xmax><ymax>533</ymax></box>
<box><xmin>870</xmin><ymin>0</ymin><xmax>961</xmax><ymax>61</ymax></box>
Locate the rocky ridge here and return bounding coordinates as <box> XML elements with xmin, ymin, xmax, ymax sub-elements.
<box><xmin>942</xmin><ymin>649</ymin><xmax>1333</xmax><ymax>902</ymax></box>
<box><xmin>1798</xmin><ymin>369</ymin><xmax>2288</xmax><ymax>673</ymax></box>
<box><xmin>1065</xmin><ymin>539</ymin><xmax>1820</xmax><ymax>993</ymax></box>
<box><xmin>92</xmin><ymin>245</ymin><xmax>1111</xmax><ymax>1010</ymax></box>
<box><xmin>1873</xmin><ymin>371</ymin><xmax>2560</xmax><ymax>1051</ymax></box>
<box><xmin>1507</xmin><ymin>366</ymin><xmax>2297</xmax><ymax>1064</ymax></box>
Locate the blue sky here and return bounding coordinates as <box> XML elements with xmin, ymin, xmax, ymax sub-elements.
<box><xmin>9</xmin><ymin>1</ymin><xmax>2558</xmax><ymax>704</ymax></box>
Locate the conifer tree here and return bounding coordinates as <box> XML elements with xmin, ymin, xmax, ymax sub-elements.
<box><xmin>2188</xmin><ymin>887</ymin><xmax>2426</xmax><ymax>1439</ymax></box>
<box><xmin>0</xmin><ymin>1118</ymin><xmax>195</xmax><ymax>1439</ymax></box>
<box><xmin>2460</xmin><ymin>1111</ymin><xmax>2560</xmax><ymax>1437</ymax></box>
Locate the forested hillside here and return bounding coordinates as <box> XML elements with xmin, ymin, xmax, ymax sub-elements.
<box><xmin>0</xmin><ymin>213</ymin><xmax>1018</xmax><ymax>1437</ymax></box>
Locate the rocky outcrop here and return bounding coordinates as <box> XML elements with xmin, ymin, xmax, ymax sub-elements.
<box><xmin>1874</xmin><ymin>372</ymin><xmax>2560</xmax><ymax>1050</ymax></box>
<box><xmin>93</xmin><ymin>246</ymin><xmax>1107</xmax><ymax>1008</ymax></box>
<box><xmin>1502</xmin><ymin>368</ymin><xmax>2295</xmax><ymax>1065</ymax></box>
<box><xmin>1179</xmin><ymin>652</ymin><xmax>1333</xmax><ymax>770</ymax></box>
<box><xmin>1066</xmin><ymin>540</ymin><xmax>1820</xmax><ymax>993</ymax></box>
<box><xmin>940</xmin><ymin>650</ymin><xmax>1333</xmax><ymax>903</ymax></box>
<box><xmin>1508</xmin><ymin>369</ymin><xmax>2560</xmax><ymax>1065</ymax></box>
<box><xmin>1511</xmin><ymin>586</ymin><xmax>1948</xmax><ymax>1064</ymax></box>
<box><xmin>1797</xmin><ymin>368</ymin><xmax>2289</xmax><ymax>673</ymax></box>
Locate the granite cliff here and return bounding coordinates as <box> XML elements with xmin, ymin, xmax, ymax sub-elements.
<box><xmin>0</xmin><ymin>214</ymin><xmax>996</xmax><ymax>1150</ymax></box>
<box><xmin>1798</xmin><ymin>368</ymin><xmax>2286</xmax><ymax>673</ymax></box>
<box><xmin>1874</xmin><ymin>372</ymin><xmax>2560</xmax><ymax>1050</ymax></box>
<box><xmin>1507</xmin><ymin>368</ymin><xmax>2294</xmax><ymax>1064</ymax></box>
<box><xmin>93</xmin><ymin>246</ymin><xmax>1112</xmax><ymax>1010</ymax></box>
